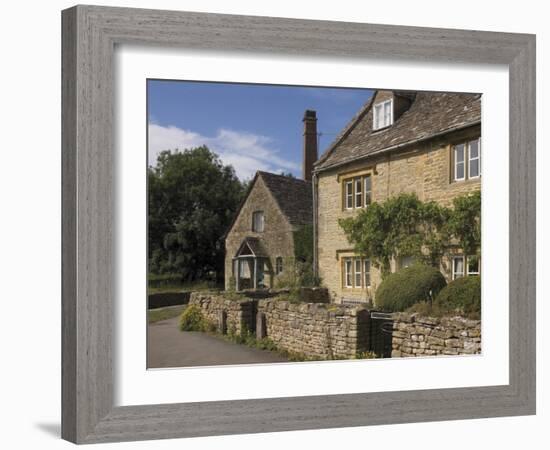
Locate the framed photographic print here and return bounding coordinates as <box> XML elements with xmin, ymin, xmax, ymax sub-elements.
<box><xmin>62</xmin><ymin>4</ymin><xmax>536</xmax><ymax>444</ymax></box>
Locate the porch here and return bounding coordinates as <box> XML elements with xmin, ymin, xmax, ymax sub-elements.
<box><xmin>232</xmin><ymin>237</ymin><xmax>272</xmax><ymax>291</ymax></box>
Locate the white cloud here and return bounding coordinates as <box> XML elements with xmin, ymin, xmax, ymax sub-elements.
<box><xmin>148</xmin><ymin>124</ymin><xmax>300</xmax><ymax>180</ymax></box>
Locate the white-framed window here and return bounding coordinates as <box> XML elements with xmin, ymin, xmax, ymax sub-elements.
<box><xmin>364</xmin><ymin>175</ymin><xmax>372</xmax><ymax>207</ymax></box>
<box><xmin>453</xmin><ymin>138</ymin><xmax>481</xmax><ymax>182</ymax></box>
<box><xmin>275</xmin><ymin>257</ymin><xmax>283</xmax><ymax>275</ymax></box>
<box><xmin>364</xmin><ymin>259</ymin><xmax>371</xmax><ymax>288</ymax></box>
<box><xmin>452</xmin><ymin>255</ymin><xmax>480</xmax><ymax>280</ymax></box>
<box><xmin>343</xmin><ymin>174</ymin><xmax>373</xmax><ymax>210</ymax></box>
<box><xmin>252</xmin><ymin>210</ymin><xmax>264</xmax><ymax>232</ymax></box>
<box><xmin>373</xmin><ymin>99</ymin><xmax>393</xmax><ymax>130</ymax></box>
<box><xmin>453</xmin><ymin>144</ymin><xmax>466</xmax><ymax>181</ymax></box>
<box><xmin>343</xmin><ymin>256</ymin><xmax>371</xmax><ymax>289</ymax></box>
<box><xmin>345</xmin><ymin>180</ymin><xmax>353</xmax><ymax>209</ymax></box>
<box><xmin>344</xmin><ymin>258</ymin><xmax>353</xmax><ymax>288</ymax></box>
<box><xmin>467</xmin><ymin>256</ymin><xmax>480</xmax><ymax>276</ymax></box>
<box><xmin>468</xmin><ymin>139</ymin><xmax>481</xmax><ymax>178</ymax></box>
<box><xmin>354</xmin><ymin>258</ymin><xmax>362</xmax><ymax>288</ymax></box>
<box><xmin>452</xmin><ymin>256</ymin><xmax>465</xmax><ymax>280</ymax></box>
<box><xmin>354</xmin><ymin>177</ymin><xmax>362</xmax><ymax>208</ymax></box>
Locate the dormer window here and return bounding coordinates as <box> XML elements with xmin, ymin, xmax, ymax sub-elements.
<box><xmin>373</xmin><ymin>99</ymin><xmax>393</xmax><ymax>130</ymax></box>
<box><xmin>252</xmin><ymin>211</ymin><xmax>264</xmax><ymax>232</ymax></box>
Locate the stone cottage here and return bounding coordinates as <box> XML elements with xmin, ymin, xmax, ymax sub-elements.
<box><xmin>313</xmin><ymin>90</ymin><xmax>482</xmax><ymax>304</ymax></box>
<box><xmin>224</xmin><ymin>171</ymin><xmax>313</xmax><ymax>290</ymax></box>
<box><xmin>224</xmin><ymin>110</ymin><xmax>318</xmax><ymax>291</ymax></box>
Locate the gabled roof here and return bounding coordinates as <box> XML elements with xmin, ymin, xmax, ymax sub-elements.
<box><xmin>225</xmin><ymin>171</ymin><xmax>313</xmax><ymax>238</ymax></box>
<box><xmin>258</xmin><ymin>171</ymin><xmax>312</xmax><ymax>227</ymax></box>
<box><xmin>235</xmin><ymin>237</ymin><xmax>268</xmax><ymax>258</ymax></box>
<box><xmin>315</xmin><ymin>91</ymin><xmax>481</xmax><ymax>171</ymax></box>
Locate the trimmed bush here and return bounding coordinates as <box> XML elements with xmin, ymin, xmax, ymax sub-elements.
<box><xmin>375</xmin><ymin>264</ymin><xmax>447</xmax><ymax>312</ymax></box>
<box><xmin>435</xmin><ymin>276</ymin><xmax>481</xmax><ymax>317</ymax></box>
<box><xmin>178</xmin><ymin>305</ymin><xmax>207</xmax><ymax>331</ymax></box>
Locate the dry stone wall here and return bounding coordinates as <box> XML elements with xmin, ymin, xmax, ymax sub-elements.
<box><xmin>391</xmin><ymin>312</ymin><xmax>481</xmax><ymax>357</ymax></box>
<box><xmin>257</xmin><ymin>300</ymin><xmax>369</xmax><ymax>359</ymax></box>
<box><xmin>189</xmin><ymin>292</ymin><xmax>480</xmax><ymax>360</ymax></box>
<box><xmin>190</xmin><ymin>291</ymin><xmax>368</xmax><ymax>359</ymax></box>
<box><xmin>189</xmin><ymin>292</ymin><xmax>255</xmax><ymax>336</ymax></box>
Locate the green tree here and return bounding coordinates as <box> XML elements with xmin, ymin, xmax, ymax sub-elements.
<box><xmin>148</xmin><ymin>146</ymin><xmax>246</xmax><ymax>281</ymax></box>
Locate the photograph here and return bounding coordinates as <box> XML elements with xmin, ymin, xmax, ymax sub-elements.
<box><xmin>146</xmin><ymin>81</ymin><xmax>482</xmax><ymax>368</ymax></box>
<box><xmin>1</xmin><ymin>0</ymin><xmax>543</xmax><ymax>447</ymax></box>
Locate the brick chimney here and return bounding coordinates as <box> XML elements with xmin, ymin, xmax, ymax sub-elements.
<box><xmin>302</xmin><ymin>109</ymin><xmax>318</xmax><ymax>181</ymax></box>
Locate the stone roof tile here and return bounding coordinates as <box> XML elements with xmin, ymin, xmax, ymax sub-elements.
<box><xmin>258</xmin><ymin>172</ymin><xmax>313</xmax><ymax>227</ymax></box>
<box><xmin>315</xmin><ymin>91</ymin><xmax>481</xmax><ymax>171</ymax></box>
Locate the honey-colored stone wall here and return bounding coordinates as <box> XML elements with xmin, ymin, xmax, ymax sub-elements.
<box><xmin>316</xmin><ymin>126</ymin><xmax>481</xmax><ymax>304</ymax></box>
<box><xmin>189</xmin><ymin>292</ymin><xmax>255</xmax><ymax>336</ymax></box>
<box><xmin>391</xmin><ymin>312</ymin><xmax>481</xmax><ymax>357</ymax></box>
<box><xmin>257</xmin><ymin>300</ymin><xmax>370</xmax><ymax>360</ymax></box>
<box><xmin>189</xmin><ymin>292</ymin><xmax>479</xmax><ymax>360</ymax></box>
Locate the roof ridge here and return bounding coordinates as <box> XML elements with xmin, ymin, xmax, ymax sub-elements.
<box><xmin>257</xmin><ymin>170</ymin><xmax>311</xmax><ymax>184</ymax></box>
<box><xmin>313</xmin><ymin>91</ymin><xmax>377</xmax><ymax>169</ymax></box>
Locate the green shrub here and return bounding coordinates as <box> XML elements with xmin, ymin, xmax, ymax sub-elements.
<box><xmin>435</xmin><ymin>276</ymin><xmax>481</xmax><ymax>318</ymax></box>
<box><xmin>275</xmin><ymin>260</ymin><xmax>320</xmax><ymax>291</ymax></box>
<box><xmin>375</xmin><ymin>264</ymin><xmax>447</xmax><ymax>312</ymax></box>
<box><xmin>178</xmin><ymin>305</ymin><xmax>207</xmax><ymax>331</ymax></box>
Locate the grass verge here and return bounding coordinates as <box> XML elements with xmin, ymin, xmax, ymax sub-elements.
<box><xmin>148</xmin><ymin>305</ymin><xmax>186</xmax><ymax>324</ymax></box>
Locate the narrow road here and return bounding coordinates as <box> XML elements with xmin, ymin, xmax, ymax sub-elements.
<box><xmin>147</xmin><ymin>316</ymin><xmax>288</xmax><ymax>368</ymax></box>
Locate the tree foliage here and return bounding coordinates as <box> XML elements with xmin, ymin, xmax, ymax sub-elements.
<box><xmin>339</xmin><ymin>191</ymin><xmax>480</xmax><ymax>276</ymax></box>
<box><xmin>148</xmin><ymin>146</ymin><xmax>246</xmax><ymax>281</ymax></box>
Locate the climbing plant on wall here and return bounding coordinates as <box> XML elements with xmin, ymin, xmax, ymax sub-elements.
<box><xmin>339</xmin><ymin>191</ymin><xmax>480</xmax><ymax>277</ymax></box>
<box><xmin>445</xmin><ymin>190</ymin><xmax>482</xmax><ymax>257</ymax></box>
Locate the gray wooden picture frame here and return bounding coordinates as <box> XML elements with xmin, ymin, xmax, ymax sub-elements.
<box><xmin>61</xmin><ymin>5</ymin><xmax>536</xmax><ymax>444</ymax></box>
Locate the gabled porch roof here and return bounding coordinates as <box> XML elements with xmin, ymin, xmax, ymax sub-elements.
<box><xmin>234</xmin><ymin>237</ymin><xmax>268</xmax><ymax>258</ymax></box>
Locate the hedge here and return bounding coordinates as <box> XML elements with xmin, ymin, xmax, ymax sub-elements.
<box><xmin>375</xmin><ymin>264</ymin><xmax>447</xmax><ymax>312</ymax></box>
<box><xmin>435</xmin><ymin>276</ymin><xmax>481</xmax><ymax>317</ymax></box>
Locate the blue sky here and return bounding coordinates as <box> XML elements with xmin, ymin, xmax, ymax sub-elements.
<box><xmin>147</xmin><ymin>80</ymin><xmax>373</xmax><ymax>179</ymax></box>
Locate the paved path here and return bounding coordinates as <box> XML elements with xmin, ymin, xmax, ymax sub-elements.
<box><xmin>147</xmin><ymin>316</ymin><xmax>288</xmax><ymax>368</ymax></box>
